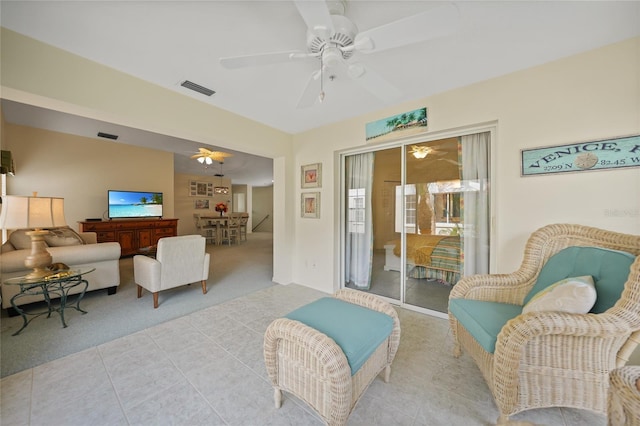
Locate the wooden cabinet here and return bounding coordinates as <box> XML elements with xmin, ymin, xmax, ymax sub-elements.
<box><xmin>78</xmin><ymin>219</ymin><xmax>178</xmax><ymax>257</ymax></box>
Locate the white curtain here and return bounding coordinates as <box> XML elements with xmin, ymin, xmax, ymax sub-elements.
<box><xmin>345</xmin><ymin>152</ymin><xmax>375</xmax><ymax>289</ymax></box>
<box><xmin>460</xmin><ymin>132</ymin><xmax>490</xmax><ymax>276</ymax></box>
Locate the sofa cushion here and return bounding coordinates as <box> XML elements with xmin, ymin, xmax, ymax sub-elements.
<box><xmin>522</xmin><ymin>275</ymin><xmax>597</xmax><ymax>314</ymax></box>
<box><xmin>523</xmin><ymin>247</ymin><xmax>635</xmax><ymax>313</ymax></box>
<box><xmin>285</xmin><ymin>297</ymin><xmax>394</xmax><ymax>375</ymax></box>
<box><xmin>44</xmin><ymin>226</ymin><xmax>85</xmax><ymax>247</ymax></box>
<box><xmin>449</xmin><ymin>299</ymin><xmax>522</xmax><ymax>354</ymax></box>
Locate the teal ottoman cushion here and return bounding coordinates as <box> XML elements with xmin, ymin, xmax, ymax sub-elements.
<box><xmin>523</xmin><ymin>247</ymin><xmax>635</xmax><ymax>313</ymax></box>
<box><xmin>449</xmin><ymin>299</ymin><xmax>522</xmax><ymax>353</ymax></box>
<box><xmin>286</xmin><ymin>297</ymin><xmax>394</xmax><ymax>375</ymax></box>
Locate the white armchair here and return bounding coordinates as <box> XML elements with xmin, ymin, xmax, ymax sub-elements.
<box><xmin>133</xmin><ymin>235</ymin><xmax>210</xmax><ymax>308</ymax></box>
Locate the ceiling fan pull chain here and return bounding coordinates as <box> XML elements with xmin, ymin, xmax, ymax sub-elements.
<box><xmin>319</xmin><ymin>53</ymin><xmax>325</xmax><ymax>103</ymax></box>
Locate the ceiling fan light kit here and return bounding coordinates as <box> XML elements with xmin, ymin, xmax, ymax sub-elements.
<box><xmin>191</xmin><ymin>148</ymin><xmax>233</xmax><ymax>166</ymax></box>
<box><xmin>219</xmin><ymin>0</ymin><xmax>460</xmax><ymax>108</ymax></box>
<box><xmin>197</xmin><ymin>156</ymin><xmax>213</xmax><ymax>165</ymax></box>
<box><xmin>410</xmin><ymin>145</ymin><xmax>430</xmax><ymax>159</ymax></box>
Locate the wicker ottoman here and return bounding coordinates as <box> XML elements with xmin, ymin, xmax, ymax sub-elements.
<box><xmin>264</xmin><ymin>288</ymin><xmax>401</xmax><ymax>426</ymax></box>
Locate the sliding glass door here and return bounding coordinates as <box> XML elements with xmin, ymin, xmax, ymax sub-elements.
<box><xmin>344</xmin><ymin>147</ymin><xmax>402</xmax><ymax>301</ymax></box>
<box><xmin>342</xmin><ymin>131</ymin><xmax>491</xmax><ymax>316</ymax></box>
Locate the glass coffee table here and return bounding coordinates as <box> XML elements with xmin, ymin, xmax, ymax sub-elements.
<box><xmin>4</xmin><ymin>267</ymin><xmax>95</xmax><ymax>336</ymax></box>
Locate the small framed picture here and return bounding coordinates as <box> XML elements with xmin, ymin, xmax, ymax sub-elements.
<box><xmin>301</xmin><ymin>192</ymin><xmax>320</xmax><ymax>218</ymax></box>
<box><xmin>214</xmin><ymin>186</ymin><xmax>229</xmax><ymax>194</ymax></box>
<box><xmin>194</xmin><ymin>199</ymin><xmax>210</xmax><ymax>209</ymax></box>
<box><xmin>301</xmin><ymin>163</ymin><xmax>322</xmax><ymax>188</ymax></box>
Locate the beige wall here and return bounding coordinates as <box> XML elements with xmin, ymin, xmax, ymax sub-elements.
<box><xmin>252</xmin><ymin>186</ymin><xmax>273</xmax><ymax>232</ymax></box>
<box><xmin>292</xmin><ymin>37</ymin><xmax>640</xmax><ymax>293</ymax></box>
<box><xmin>2</xmin><ymin>123</ymin><xmax>174</xmax><ymax>231</ymax></box>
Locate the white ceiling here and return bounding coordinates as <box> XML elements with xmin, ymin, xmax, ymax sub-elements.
<box><xmin>2</xmin><ymin>1</ymin><xmax>639</xmax><ymax>185</ymax></box>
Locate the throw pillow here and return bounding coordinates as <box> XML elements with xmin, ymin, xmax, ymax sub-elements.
<box><xmin>8</xmin><ymin>229</ymin><xmax>34</xmax><ymax>250</ymax></box>
<box><xmin>1</xmin><ymin>242</ymin><xmax>16</xmax><ymax>253</ymax></box>
<box><xmin>522</xmin><ymin>275</ymin><xmax>597</xmax><ymax>314</ymax></box>
<box><xmin>44</xmin><ymin>226</ymin><xmax>85</xmax><ymax>247</ymax></box>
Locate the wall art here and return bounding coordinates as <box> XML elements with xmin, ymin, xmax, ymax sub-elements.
<box><xmin>365</xmin><ymin>107</ymin><xmax>427</xmax><ymax>143</ymax></box>
<box><xmin>301</xmin><ymin>163</ymin><xmax>322</xmax><ymax>188</ymax></box>
<box><xmin>189</xmin><ymin>180</ymin><xmax>213</xmax><ymax>197</ymax></box>
<box><xmin>301</xmin><ymin>192</ymin><xmax>320</xmax><ymax>218</ymax></box>
<box><xmin>194</xmin><ymin>199</ymin><xmax>210</xmax><ymax>209</ymax></box>
<box><xmin>521</xmin><ymin>134</ymin><xmax>640</xmax><ymax>176</ymax></box>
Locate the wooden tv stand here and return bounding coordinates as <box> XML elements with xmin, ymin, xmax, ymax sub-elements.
<box><xmin>78</xmin><ymin>218</ymin><xmax>178</xmax><ymax>257</ymax></box>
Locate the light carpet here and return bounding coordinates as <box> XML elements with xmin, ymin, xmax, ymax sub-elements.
<box><xmin>0</xmin><ymin>232</ymin><xmax>275</xmax><ymax>378</ymax></box>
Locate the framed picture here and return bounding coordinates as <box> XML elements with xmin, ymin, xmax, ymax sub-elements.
<box><xmin>301</xmin><ymin>163</ymin><xmax>322</xmax><ymax>188</ymax></box>
<box><xmin>301</xmin><ymin>192</ymin><xmax>320</xmax><ymax>218</ymax></box>
<box><xmin>189</xmin><ymin>180</ymin><xmax>213</xmax><ymax>197</ymax></box>
<box><xmin>214</xmin><ymin>186</ymin><xmax>229</xmax><ymax>194</ymax></box>
<box><xmin>194</xmin><ymin>199</ymin><xmax>210</xmax><ymax>209</ymax></box>
<box><xmin>365</xmin><ymin>107</ymin><xmax>427</xmax><ymax>143</ymax></box>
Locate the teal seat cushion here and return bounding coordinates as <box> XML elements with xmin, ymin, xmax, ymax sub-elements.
<box><xmin>523</xmin><ymin>247</ymin><xmax>635</xmax><ymax>313</ymax></box>
<box><xmin>285</xmin><ymin>297</ymin><xmax>394</xmax><ymax>375</ymax></box>
<box><xmin>449</xmin><ymin>299</ymin><xmax>522</xmax><ymax>353</ymax></box>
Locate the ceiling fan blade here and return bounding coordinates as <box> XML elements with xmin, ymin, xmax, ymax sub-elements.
<box><xmin>354</xmin><ymin>3</ymin><xmax>460</xmax><ymax>54</ymax></box>
<box><xmin>347</xmin><ymin>63</ymin><xmax>402</xmax><ymax>102</ymax></box>
<box><xmin>294</xmin><ymin>0</ymin><xmax>335</xmax><ymax>39</ymax></box>
<box><xmin>296</xmin><ymin>69</ymin><xmax>323</xmax><ymax>109</ymax></box>
<box><xmin>220</xmin><ymin>51</ymin><xmax>314</xmax><ymax>69</ymax></box>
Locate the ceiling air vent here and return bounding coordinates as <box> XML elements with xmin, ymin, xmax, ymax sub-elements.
<box><xmin>181</xmin><ymin>80</ymin><xmax>215</xmax><ymax>96</ymax></box>
<box><xmin>97</xmin><ymin>132</ymin><xmax>118</xmax><ymax>140</ymax></box>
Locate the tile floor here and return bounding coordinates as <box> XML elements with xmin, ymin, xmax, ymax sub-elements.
<box><xmin>1</xmin><ymin>284</ymin><xmax>606</xmax><ymax>426</ymax></box>
<box><xmin>347</xmin><ymin>250</ymin><xmax>454</xmax><ymax>315</ymax></box>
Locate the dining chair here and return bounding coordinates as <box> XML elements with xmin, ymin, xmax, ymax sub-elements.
<box><xmin>221</xmin><ymin>213</ymin><xmax>241</xmax><ymax>245</ymax></box>
<box><xmin>239</xmin><ymin>213</ymin><xmax>249</xmax><ymax>241</ymax></box>
<box><xmin>194</xmin><ymin>214</ymin><xmax>218</xmax><ymax>245</ymax></box>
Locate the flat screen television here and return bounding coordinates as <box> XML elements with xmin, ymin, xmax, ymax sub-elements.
<box><xmin>108</xmin><ymin>190</ymin><xmax>163</xmax><ymax>219</ymax></box>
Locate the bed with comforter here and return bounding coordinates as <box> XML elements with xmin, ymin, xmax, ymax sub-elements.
<box><xmin>384</xmin><ymin>234</ymin><xmax>462</xmax><ymax>285</ymax></box>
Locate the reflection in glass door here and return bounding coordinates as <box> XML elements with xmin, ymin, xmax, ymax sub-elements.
<box><xmin>343</xmin><ymin>132</ymin><xmax>490</xmax><ymax>315</ymax></box>
<box><xmin>404</xmin><ymin>138</ymin><xmax>464</xmax><ymax>312</ymax></box>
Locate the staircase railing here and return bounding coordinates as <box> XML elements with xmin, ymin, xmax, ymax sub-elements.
<box><xmin>252</xmin><ymin>214</ymin><xmax>270</xmax><ymax>232</ymax></box>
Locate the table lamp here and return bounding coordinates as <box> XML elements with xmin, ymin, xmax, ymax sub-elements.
<box><xmin>0</xmin><ymin>195</ymin><xmax>67</xmax><ymax>279</ymax></box>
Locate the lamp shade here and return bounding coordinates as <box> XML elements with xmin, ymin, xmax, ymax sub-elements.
<box><xmin>0</xmin><ymin>196</ymin><xmax>67</xmax><ymax>230</ymax></box>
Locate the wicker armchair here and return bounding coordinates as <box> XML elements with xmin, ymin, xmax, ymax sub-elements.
<box><xmin>608</xmin><ymin>366</ymin><xmax>640</xmax><ymax>426</ymax></box>
<box><xmin>448</xmin><ymin>223</ymin><xmax>640</xmax><ymax>424</ymax></box>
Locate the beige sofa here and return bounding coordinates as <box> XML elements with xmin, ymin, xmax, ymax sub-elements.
<box><xmin>0</xmin><ymin>227</ymin><xmax>121</xmax><ymax>311</ymax></box>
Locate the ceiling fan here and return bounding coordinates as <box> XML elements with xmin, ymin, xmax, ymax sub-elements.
<box><xmin>191</xmin><ymin>148</ymin><xmax>233</xmax><ymax>165</ymax></box>
<box><xmin>220</xmin><ymin>0</ymin><xmax>460</xmax><ymax>108</ymax></box>
<box><xmin>409</xmin><ymin>140</ymin><xmax>457</xmax><ymax>164</ymax></box>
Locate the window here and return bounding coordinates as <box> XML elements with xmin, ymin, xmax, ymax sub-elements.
<box><xmin>395</xmin><ymin>185</ymin><xmax>417</xmax><ymax>234</ymax></box>
<box><xmin>348</xmin><ymin>188</ymin><xmax>365</xmax><ymax>233</ymax></box>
